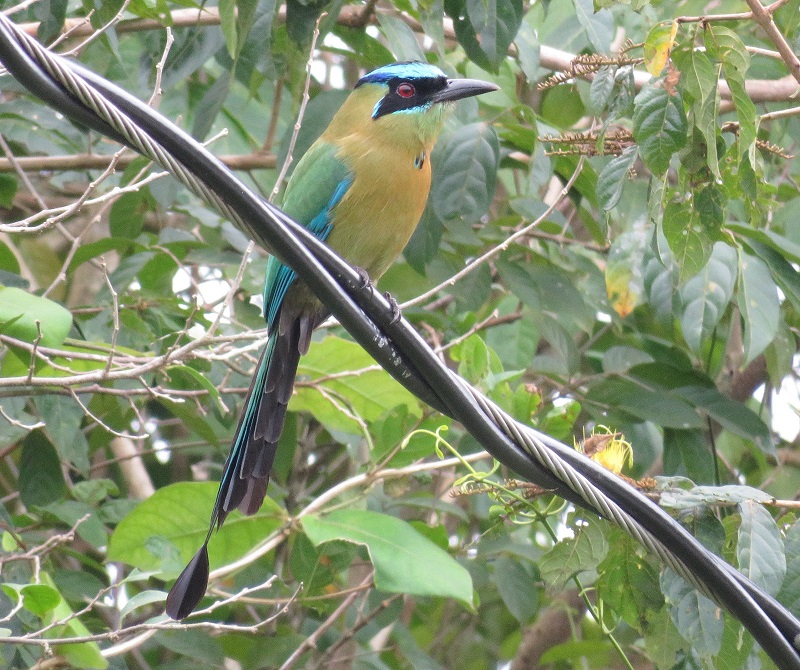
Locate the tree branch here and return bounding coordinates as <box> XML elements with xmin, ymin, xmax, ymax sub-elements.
<box><xmin>0</xmin><ymin>150</ymin><xmax>276</xmax><ymax>173</ymax></box>
<box><xmin>744</xmin><ymin>0</ymin><xmax>800</xmax><ymax>85</ymax></box>
<box><xmin>12</xmin><ymin>5</ymin><xmax>800</xmax><ymax>106</ymax></box>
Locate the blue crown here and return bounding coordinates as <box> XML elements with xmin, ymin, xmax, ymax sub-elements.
<box><xmin>356</xmin><ymin>61</ymin><xmax>447</xmax><ymax>87</ymax></box>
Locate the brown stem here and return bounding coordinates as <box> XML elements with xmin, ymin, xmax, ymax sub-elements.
<box><xmin>743</xmin><ymin>0</ymin><xmax>800</xmax><ymax>85</ymax></box>
<box><xmin>13</xmin><ymin>5</ymin><xmax>800</xmax><ymax>105</ymax></box>
<box><xmin>0</xmin><ymin>151</ymin><xmax>276</xmax><ymax>173</ymax></box>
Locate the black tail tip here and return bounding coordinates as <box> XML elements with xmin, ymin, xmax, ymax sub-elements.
<box><xmin>165</xmin><ymin>544</ymin><xmax>210</xmax><ymax>620</ymax></box>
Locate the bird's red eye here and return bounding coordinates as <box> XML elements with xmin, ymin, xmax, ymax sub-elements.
<box><xmin>397</xmin><ymin>83</ymin><xmax>415</xmax><ymax>98</ymax></box>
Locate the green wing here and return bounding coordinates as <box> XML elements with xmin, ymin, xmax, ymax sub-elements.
<box><xmin>263</xmin><ymin>141</ymin><xmax>352</xmax><ymax>328</ymax></box>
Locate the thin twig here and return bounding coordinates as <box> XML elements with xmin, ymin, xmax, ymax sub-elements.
<box><xmin>270</xmin><ymin>13</ymin><xmax>326</xmax><ymax>201</ymax></box>
<box><xmin>147</xmin><ymin>26</ymin><xmax>174</xmax><ymax>108</ymax></box>
<box><xmin>743</xmin><ymin>0</ymin><xmax>800</xmax><ymax>85</ymax></box>
<box><xmin>0</xmin><ymin>151</ymin><xmax>276</xmax><ymax>173</ymax></box>
<box><xmin>279</xmin><ymin>572</ymin><xmax>374</xmax><ymax>670</ymax></box>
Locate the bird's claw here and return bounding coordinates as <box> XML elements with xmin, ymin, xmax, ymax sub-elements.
<box><xmin>385</xmin><ymin>292</ymin><xmax>402</xmax><ymax>323</ymax></box>
<box><xmin>355</xmin><ymin>267</ymin><xmax>373</xmax><ymax>293</ymax></box>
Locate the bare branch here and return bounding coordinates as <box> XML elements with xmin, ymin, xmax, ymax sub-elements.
<box><xmin>0</xmin><ymin>151</ymin><xmax>277</xmax><ymax>173</ymax></box>
<box><xmin>744</xmin><ymin>0</ymin><xmax>800</xmax><ymax>85</ymax></box>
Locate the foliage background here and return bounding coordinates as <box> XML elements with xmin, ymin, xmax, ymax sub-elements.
<box><xmin>2</xmin><ymin>0</ymin><xmax>800</xmax><ymax>668</ymax></box>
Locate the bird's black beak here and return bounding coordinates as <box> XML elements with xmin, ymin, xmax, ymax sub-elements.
<box><xmin>431</xmin><ymin>78</ymin><xmax>499</xmax><ymax>104</ymax></box>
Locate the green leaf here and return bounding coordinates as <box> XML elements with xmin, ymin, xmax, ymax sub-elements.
<box><xmin>541</xmin><ymin>85</ymin><xmax>586</xmax><ymax>129</ymax></box>
<box><xmin>19</xmin><ymin>431</ymin><xmax>66</xmax><ymax>508</ymax></box>
<box><xmin>596</xmin><ymin>530</ymin><xmax>663</xmax><ymax>630</ymax></box>
<box><xmin>540</xmin><ymin>515</ymin><xmax>608</xmax><ymax>587</ymax></box>
<box><xmin>39</xmin><ymin>572</ymin><xmax>107</xmax><ymax>669</ymax></box>
<box><xmin>574</xmin><ymin>0</ymin><xmax>613</xmax><ymax>53</ymax></box>
<box><xmin>778</xmin><ymin>518</ymin><xmax>800</xmax><ymax>616</ymax></box>
<box><xmin>661</xmin><ymin>567</ymin><xmax>723</xmax><ymax>657</ymax></box>
<box><xmin>288</xmin><ymin>532</ymin><xmax>352</xmax><ymax>598</ymax></box>
<box><xmin>157</xmin><ymin>629</ymin><xmax>224</xmax><ymax>665</ymax></box>
<box><xmin>745</xmin><ymin>239</ymin><xmax>800</xmax><ymax>312</ymax></box>
<box><xmin>714</xmin><ymin>614</ymin><xmax>754</xmax><ymax>670</ymax></box>
<box><xmin>694</xmin><ymin>183</ymin><xmax>725</xmax><ymax>234</ymax></box>
<box><xmin>662</xmin><ymin>428</ymin><xmax>716</xmax><ymax>481</ymax></box>
<box><xmin>34</xmin><ymin>396</ymin><xmax>90</xmax><ymax>474</ymax></box>
<box><xmin>729</xmin><ymin>222</ymin><xmax>800</xmax><ymax>266</ymax></box>
<box><xmin>602</xmin><ymin>346</ymin><xmax>653</xmax><ymax>374</ymax></box>
<box><xmin>492</xmin><ymin>556</ymin><xmax>539</xmax><ymax>624</ymax></box>
<box><xmin>0</xmin><ymin>583</ymin><xmax>62</xmax><ymax>616</ymax></box>
<box><xmin>159</xmin><ymin>397</ymin><xmax>219</xmax><ymax>447</ymax></box>
<box><xmin>191</xmin><ymin>71</ymin><xmax>233</xmax><ymax>140</ymax></box>
<box><xmin>291</xmin><ymin>335</ymin><xmax>422</xmax><ymax>435</ymax></box>
<box><xmin>450</xmin><ymin>334</ymin><xmax>500</xmax><ymax>384</ymax></box>
<box><xmin>532</xmin><ymin>316</ymin><xmax>579</xmax><ymax>375</ymax></box>
<box><xmin>673</xmin><ymin>44</ymin><xmax>720</xmax><ymax>177</ymax></box>
<box><xmin>588</xmin><ymin>65</ymin><xmax>616</xmax><ymax>115</ymax></box>
<box><xmin>120</xmin><ymin>590</ymin><xmax>167</xmax><ymax>621</ymax></box>
<box><xmin>378</xmin><ymin>14</ymin><xmax>426</xmax><ymax>61</ymax></box>
<box><xmin>67</xmin><ymin>238</ymin><xmax>145</xmax><ymax>273</ymax></box>
<box><xmin>643</xmin><ymin>238</ymin><xmax>679</xmax><ymax>320</ymax></box>
<box><xmin>677</xmin><ymin>386</ymin><xmax>773</xmax><ymax>453</ymax></box>
<box><xmin>109</xmin><ymin>189</ymin><xmax>156</xmax><ymax>239</ymax></box>
<box><xmin>218</xmin><ymin>0</ymin><xmax>237</xmax><ymax>58</ymax></box>
<box><xmin>496</xmin><ymin>259</ymin><xmax>540</xmax><ymax>310</ymax></box>
<box><xmin>586</xmin><ymin>377</ymin><xmax>702</xmax><ymax>429</ymax></box>
<box><xmin>0</xmin><ymin>173</ymin><xmax>18</xmax><ymax>208</ymax></box>
<box><xmin>662</xmin><ymin>200</ymin><xmax>713</xmax><ymax>282</ymax></box>
<box><xmin>404</xmin><ymin>206</ymin><xmax>444</xmax><ymax>273</ymax></box>
<box><xmin>302</xmin><ymin>509</ymin><xmax>474</xmax><ymax>606</ymax></box>
<box><xmin>485</xmin><ymin>313</ymin><xmax>539</xmax><ymax>372</ymax></box>
<box><xmin>43</xmin><ymin>500</ymin><xmax>107</xmax><ymax>548</ymax></box>
<box><xmin>644</xmin><ymin>607</ymin><xmax>685</xmax><ymax>670</ymax></box>
<box><xmin>633</xmin><ymin>79</ymin><xmax>687</xmax><ymax>175</ymax></box>
<box><xmin>34</xmin><ymin>0</ymin><xmax>68</xmax><ymax>43</ymax></box>
<box><xmin>515</xmin><ymin>17</ymin><xmax>540</xmax><ymax>81</ymax></box>
<box><xmin>597</xmin><ymin>145</ymin><xmax>637</xmax><ymax>211</ymax></box>
<box><xmin>107</xmin><ymin>482</ymin><xmax>286</xmax><ymax>574</ymax></box>
<box><xmin>737</xmin><ymin>252</ymin><xmax>779</xmax><ymax>364</ymax></box>
<box><xmin>679</xmin><ymin>242</ymin><xmax>736</xmax><ymax>353</ymax></box>
<box><xmin>285</xmin><ymin>0</ymin><xmax>329</xmax><ymax>46</ymax></box>
<box><xmin>659</xmin><ymin>483</ymin><xmax>772</xmax><ymax>511</ymax></box>
<box><xmin>431</xmin><ymin>122</ymin><xmax>499</xmax><ymax>224</ymax></box>
<box><xmin>643</xmin><ymin>21</ymin><xmax>677</xmax><ymax>75</ymax></box>
<box><xmin>737</xmin><ymin>500</ymin><xmax>785</xmax><ymax>597</ymax></box>
<box><xmin>0</xmin><ymin>286</ymin><xmax>72</xmax><ymax>348</ymax></box>
<box><xmin>447</xmin><ymin>0</ymin><xmax>523</xmax><ymax>72</ymax></box>
<box><xmin>707</xmin><ymin>26</ymin><xmax>756</xmax><ymax>164</ymax></box>
<box><xmin>539</xmin><ymin>640</ymin><xmax>611</xmax><ymax>666</ymax></box>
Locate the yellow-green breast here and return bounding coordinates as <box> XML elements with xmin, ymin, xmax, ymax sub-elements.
<box><xmin>321</xmin><ymin>82</ymin><xmax>445</xmax><ymax>279</ymax></box>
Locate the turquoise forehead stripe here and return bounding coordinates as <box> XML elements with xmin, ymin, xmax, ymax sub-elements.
<box><xmin>358</xmin><ymin>62</ymin><xmax>447</xmax><ymax>85</ymax></box>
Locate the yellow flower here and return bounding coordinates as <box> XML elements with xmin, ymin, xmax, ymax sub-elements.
<box><xmin>577</xmin><ymin>426</ymin><xmax>633</xmax><ymax>475</ymax></box>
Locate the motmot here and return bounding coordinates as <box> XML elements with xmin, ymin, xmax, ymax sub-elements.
<box><xmin>166</xmin><ymin>61</ymin><xmax>497</xmax><ymax>619</ymax></box>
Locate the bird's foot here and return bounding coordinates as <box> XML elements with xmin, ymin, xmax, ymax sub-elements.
<box><xmin>355</xmin><ymin>267</ymin><xmax>372</xmax><ymax>292</ymax></box>
<box><xmin>384</xmin><ymin>292</ymin><xmax>402</xmax><ymax>323</ymax></box>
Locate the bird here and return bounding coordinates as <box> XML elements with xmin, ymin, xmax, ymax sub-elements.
<box><xmin>165</xmin><ymin>61</ymin><xmax>498</xmax><ymax>619</ymax></box>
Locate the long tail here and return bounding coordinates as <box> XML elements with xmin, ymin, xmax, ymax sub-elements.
<box><xmin>166</xmin><ymin>309</ymin><xmax>315</xmax><ymax>619</ymax></box>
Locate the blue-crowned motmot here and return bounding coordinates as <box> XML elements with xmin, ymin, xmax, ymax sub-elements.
<box><xmin>166</xmin><ymin>61</ymin><xmax>497</xmax><ymax>619</ymax></box>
